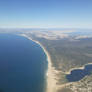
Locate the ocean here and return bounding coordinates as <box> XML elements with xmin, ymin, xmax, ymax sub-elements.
<box><xmin>0</xmin><ymin>34</ymin><xmax>47</xmax><ymax>92</ymax></box>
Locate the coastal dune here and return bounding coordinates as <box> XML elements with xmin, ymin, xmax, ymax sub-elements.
<box><xmin>20</xmin><ymin>34</ymin><xmax>58</xmax><ymax>92</ymax></box>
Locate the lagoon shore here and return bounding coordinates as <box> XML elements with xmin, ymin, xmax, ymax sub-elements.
<box><xmin>20</xmin><ymin>34</ymin><xmax>59</xmax><ymax>92</ymax></box>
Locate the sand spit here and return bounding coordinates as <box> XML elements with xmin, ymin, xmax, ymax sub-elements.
<box><xmin>20</xmin><ymin>34</ymin><xmax>59</xmax><ymax>92</ymax></box>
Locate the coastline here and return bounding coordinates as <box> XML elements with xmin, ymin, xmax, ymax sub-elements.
<box><xmin>18</xmin><ymin>34</ymin><xmax>92</xmax><ymax>92</ymax></box>
<box><xmin>20</xmin><ymin>34</ymin><xmax>58</xmax><ymax>92</ymax></box>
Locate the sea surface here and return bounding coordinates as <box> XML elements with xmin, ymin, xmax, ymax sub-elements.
<box><xmin>0</xmin><ymin>34</ymin><xmax>47</xmax><ymax>92</ymax></box>
<box><xmin>66</xmin><ymin>64</ymin><xmax>92</xmax><ymax>82</ymax></box>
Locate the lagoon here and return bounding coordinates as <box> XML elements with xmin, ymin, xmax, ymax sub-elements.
<box><xmin>66</xmin><ymin>64</ymin><xmax>92</xmax><ymax>82</ymax></box>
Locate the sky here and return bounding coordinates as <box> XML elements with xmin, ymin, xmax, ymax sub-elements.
<box><xmin>0</xmin><ymin>0</ymin><xmax>92</xmax><ymax>28</ymax></box>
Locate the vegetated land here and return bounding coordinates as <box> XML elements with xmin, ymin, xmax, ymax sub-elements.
<box><xmin>25</xmin><ymin>31</ymin><xmax>92</xmax><ymax>72</ymax></box>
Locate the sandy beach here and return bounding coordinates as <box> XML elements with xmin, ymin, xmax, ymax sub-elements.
<box><xmin>20</xmin><ymin>34</ymin><xmax>59</xmax><ymax>92</ymax></box>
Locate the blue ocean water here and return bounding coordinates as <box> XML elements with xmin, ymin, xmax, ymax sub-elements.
<box><xmin>66</xmin><ymin>64</ymin><xmax>92</xmax><ymax>82</ymax></box>
<box><xmin>0</xmin><ymin>34</ymin><xmax>47</xmax><ymax>92</ymax></box>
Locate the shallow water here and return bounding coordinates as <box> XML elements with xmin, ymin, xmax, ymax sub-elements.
<box><xmin>0</xmin><ymin>34</ymin><xmax>47</xmax><ymax>92</ymax></box>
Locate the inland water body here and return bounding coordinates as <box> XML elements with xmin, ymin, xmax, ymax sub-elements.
<box><xmin>66</xmin><ymin>64</ymin><xmax>92</xmax><ymax>82</ymax></box>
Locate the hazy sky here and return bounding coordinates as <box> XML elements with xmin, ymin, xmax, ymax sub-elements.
<box><xmin>0</xmin><ymin>0</ymin><xmax>92</xmax><ymax>28</ymax></box>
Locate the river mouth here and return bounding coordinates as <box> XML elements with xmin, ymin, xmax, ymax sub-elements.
<box><xmin>0</xmin><ymin>33</ymin><xmax>47</xmax><ymax>92</ymax></box>
<box><xmin>66</xmin><ymin>64</ymin><xmax>92</xmax><ymax>82</ymax></box>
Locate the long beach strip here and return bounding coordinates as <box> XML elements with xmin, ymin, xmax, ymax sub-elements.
<box><xmin>20</xmin><ymin>34</ymin><xmax>58</xmax><ymax>92</ymax></box>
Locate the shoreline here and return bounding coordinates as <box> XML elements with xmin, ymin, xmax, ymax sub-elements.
<box><xmin>20</xmin><ymin>34</ymin><xmax>58</xmax><ymax>92</ymax></box>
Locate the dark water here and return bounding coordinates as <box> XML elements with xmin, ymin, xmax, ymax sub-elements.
<box><xmin>66</xmin><ymin>64</ymin><xmax>92</xmax><ymax>82</ymax></box>
<box><xmin>0</xmin><ymin>34</ymin><xmax>47</xmax><ymax>92</ymax></box>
